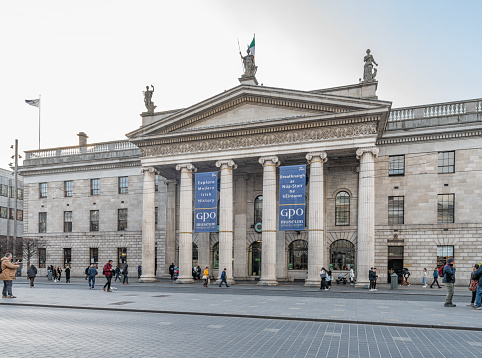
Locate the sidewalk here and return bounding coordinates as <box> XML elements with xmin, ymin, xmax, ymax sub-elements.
<box><xmin>2</xmin><ymin>277</ymin><xmax>480</xmax><ymax>331</ymax></box>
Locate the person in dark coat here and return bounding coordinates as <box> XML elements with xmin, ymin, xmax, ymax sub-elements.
<box><xmin>137</xmin><ymin>265</ymin><xmax>142</xmax><ymax>278</ymax></box>
<box><xmin>87</xmin><ymin>264</ymin><xmax>98</xmax><ymax>289</ymax></box>
<box><xmin>430</xmin><ymin>267</ymin><xmax>442</xmax><ymax>288</ymax></box>
<box><xmin>114</xmin><ymin>265</ymin><xmax>121</xmax><ymax>281</ymax></box>
<box><xmin>369</xmin><ymin>268</ymin><xmax>377</xmax><ymax>291</ymax></box>
<box><xmin>85</xmin><ymin>266</ymin><xmax>89</xmax><ymax>280</ymax></box>
<box><xmin>169</xmin><ymin>263</ymin><xmax>175</xmax><ymax>280</ymax></box>
<box><xmin>56</xmin><ymin>266</ymin><xmax>62</xmax><ymax>282</ymax></box>
<box><xmin>472</xmin><ymin>263</ymin><xmax>482</xmax><ymax>309</ymax></box>
<box><xmin>65</xmin><ymin>266</ymin><xmax>71</xmax><ymax>283</ymax></box>
<box><xmin>443</xmin><ymin>258</ymin><xmax>456</xmax><ymax>307</ymax></box>
<box><xmin>122</xmin><ymin>264</ymin><xmax>129</xmax><ymax>285</ymax></box>
<box><xmin>27</xmin><ymin>264</ymin><xmax>37</xmax><ymax>288</ymax></box>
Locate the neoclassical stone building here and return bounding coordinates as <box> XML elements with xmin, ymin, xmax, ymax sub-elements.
<box><xmin>20</xmin><ymin>72</ymin><xmax>482</xmax><ymax>285</ymax></box>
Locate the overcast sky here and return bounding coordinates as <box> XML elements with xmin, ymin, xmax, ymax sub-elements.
<box><xmin>1</xmin><ymin>1</ymin><xmax>481</xmax><ymax>169</ymax></box>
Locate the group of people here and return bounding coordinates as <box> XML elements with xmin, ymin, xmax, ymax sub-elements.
<box><xmin>191</xmin><ymin>265</ymin><xmax>202</xmax><ymax>280</ymax></box>
<box><xmin>85</xmin><ymin>262</ymin><xmax>130</xmax><ymax>289</ymax></box>
<box><xmin>319</xmin><ymin>267</ymin><xmax>332</xmax><ymax>291</ymax></box>
<box><xmin>47</xmin><ymin>265</ymin><xmax>71</xmax><ymax>283</ymax></box>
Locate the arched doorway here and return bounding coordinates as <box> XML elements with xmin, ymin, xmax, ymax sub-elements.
<box><xmin>248</xmin><ymin>241</ymin><xmax>262</xmax><ymax>276</ymax></box>
<box><xmin>288</xmin><ymin>240</ymin><xmax>308</xmax><ymax>270</ymax></box>
<box><xmin>330</xmin><ymin>239</ymin><xmax>355</xmax><ymax>270</ymax></box>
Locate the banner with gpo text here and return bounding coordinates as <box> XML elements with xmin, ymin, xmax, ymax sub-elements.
<box><xmin>279</xmin><ymin>165</ymin><xmax>306</xmax><ymax>231</ymax></box>
<box><xmin>194</xmin><ymin>171</ymin><xmax>218</xmax><ymax>232</ymax></box>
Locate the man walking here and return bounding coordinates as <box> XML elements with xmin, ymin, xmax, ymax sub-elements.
<box><xmin>103</xmin><ymin>260</ymin><xmax>114</xmax><ymax>292</ymax></box>
<box><xmin>114</xmin><ymin>265</ymin><xmax>121</xmax><ymax>282</ymax></box>
<box><xmin>169</xmin><ymin>263</ymin><xmax>175</xmax><ymax>280</ymax></box>
<box><xmin>473</xmin><ymin>262</ymin><xmax>482</xmax><ymax>310</ymax></box>
<box><xmin>218</xmin><ymin>268</ymin><xmax>230</xmax><ymax>287</ymax></box>
<box><xmin>0</xmin><ymin>253</ymin><xmax>20</xmax><ymax>298</ymax></box>
<box><xmin>443</xmin><ymin>258</ymin><xmax>456</xmax><ymax>307</ymax></box>
<box><xmin>87</xmin><ymin>264</ymin><xmax>97</xmax><ymax>289</ymax></box>
<box><xmin>430</xmin><ymin>267</ymin><xmax>442</xmax><ymax>288</ymax></box>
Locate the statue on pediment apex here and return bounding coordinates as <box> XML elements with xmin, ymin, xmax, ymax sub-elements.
<box><xmin>143</xmin><ymin>84</ymin><xmax>157</xmax><ymax>114</ymax></box>
<box><xmin>240</xmin><ymin>48</ymin><xmax>257</xmax><ymax>77</ymax></box>
<box><xmin>362</xmin><ymin>49</ymin><xmax>378</xmax><ymax>82</ymax></box>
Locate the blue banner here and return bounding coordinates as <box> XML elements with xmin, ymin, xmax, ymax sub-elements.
<box><xmin>279</xmin><ymin>165</ymin><xmax>306</xmax><ymax>231</ymax></box>
<box><xmin>194</xmin><ymin>172</ymin><xmax>218</xmax><ymax>232</ymax></box>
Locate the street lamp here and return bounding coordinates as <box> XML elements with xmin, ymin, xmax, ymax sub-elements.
<box><xmin>9</xmin><ymin>139</ymin><xmax>19</xmax><ymax>263</ymax></box>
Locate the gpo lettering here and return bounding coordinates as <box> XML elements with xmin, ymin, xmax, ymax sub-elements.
<box><xmin>196</xmin><ymin>212</ymin><xmax>217</xmax><ymax>222</ymax></box>
<box><xmin>280</xmin><ymin>208</ymin><xmax>304</xmax><ymax>219</ymax></box>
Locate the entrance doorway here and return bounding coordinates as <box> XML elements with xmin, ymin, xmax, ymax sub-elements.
<box><xmin>387</xmin><ymin>246</ymin><xmax>404</xmax><ymax>283</ymax></box>
<box><xmin>248</xmin><ymin>241</ymin><xmax>262</xmax><ymax>276</ymax></box>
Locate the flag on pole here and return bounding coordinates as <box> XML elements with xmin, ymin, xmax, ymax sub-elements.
<box><xmin>25</xmin><ymin>99</ymin><xmax>40</xmax><ymax>107</ymax></box>
<box><xmin>249</xmin><ymin>35</ymin><xmax>255</xmax><ymax>58</ymax></box>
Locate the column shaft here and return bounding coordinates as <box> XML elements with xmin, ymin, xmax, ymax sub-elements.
<box><xmin>140</xmin><ymin>167</ymin><xmax>157</xmax><ymax>282</ymax></box>
<box><xmin>164</xmin><ymin>180</ymin><xmax>177</xmax><ymax>277</ymax></box>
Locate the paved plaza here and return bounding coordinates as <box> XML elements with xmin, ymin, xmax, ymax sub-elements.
<box><xmin>2</xmin><ymin>278</ymin><xmax>482</xmax><ymax>357</ymax></box>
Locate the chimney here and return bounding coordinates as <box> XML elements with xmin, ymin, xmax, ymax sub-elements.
<box><xmin>77</xmin><ymin>132</ymin><xmax>88</xmax><ymax>147</ymax></box>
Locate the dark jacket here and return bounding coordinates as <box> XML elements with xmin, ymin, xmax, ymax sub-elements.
<box><xmin>87</xmin><ymin>267</ymin><xmax>98</xmax><ymax>277</ymax></box>
<box><xmin>443</xmin><ymin>264</ymin><xmax>456</xmax><ymax>283</ymax></box>
<box><xmin>65</xmin><ymin>268</ymin><xmax>71</xmax><ymax>279</ymax></box>
<box><xmin>115</xmin><ymin>267</ymin><xmax>121</xmax><ymax>275</ymax></box>
<box><xmin>122</xmin><ymin>266</ymin><xmax>128</xmax><ymax>275</ymax></box>
<box><xmin>27</xmin><ymin>266</ymin><xmax>37</xmax><ymax>278</ymax></box>
<box><xmin>473</xmin><ymin>266</ymin><xmax>482</xmax><ymax>285</ymax></box>
<box><xmin>221</xmin><ymin>271</ymin><xmax>226</xmax><ymax>280</ymax></box>
<box><xmin>369</xmin><ymin>270</ymin><xmax>378</xmax><ymax>281</ymax></box>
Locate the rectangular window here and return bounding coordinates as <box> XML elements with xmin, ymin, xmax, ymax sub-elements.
<box><xmin>17</xmin><ymin>188</ymin><xmax>23</xmax><ymax>200</ymax></box>
<box><xmin>63</xmin><ymin>248</ymin><xmax>72</xmax><ymax>268</ymax></box>
<box><xmin>8</xmin><ymin>186</ymin><xmax>14</xmax><ymax>198</ymax></box>
<box><xmin>0</xmin><ymin>184</ymin><xmax>7</xmax><ymax>197</ymax></box>
<box><xmin>9</xmin><ymin>208</ymin><xmax>15</xmax><ymax>220</ymax></box>
<box><xmin>38</xmin><ymin>248</ymin><xmax>46</xmax><ymax>268</ymax></box>
<box><xmin>90</xmin><ymin>210</ymin><xmax>99</xmax><ymax>231</ymax></box>
<box><xmin>17</xmin><ymin>209</ymin><xmax>23</xmax><ymax>221</ymax></box>
<box><xmin>90</xmin><ymin>248</ymin><xmax>99</xmax><ymax>268</ymax></box>
<box><xmin>64</xmin><ymin>181</ymin><xmax>73</xmax><ymax>197</ymax></box>
<box><xmin>388</xmin><ymin>196</ymin><xmax>404</xmax><ymax>225</ymax></box>
<box><xmin>438</xmin><ymin>151</ymin><xmax>455</xmax><ymax>174</ymax></box>
<box><xmin>90</xmin><ymin>179</ymin><xmax>100</xmax><ymax>196</ymax></box>
<box><xmin>389</xmin><ymin>155</ymin><xmax>405</xmax><ymax>176</ymax></box>
<box><xmin>39</xmin><ymin>212</ymin><xmax>47</xmax><ymax>233</ymax></box>
<box><xmin>64</xmin><ymin>211</ymin><xmax>72</xmax><ymax>232</ymax></box>
<box><xmin>437</xmin><ymin>245</ymin><xmax>454</xmax><ymax>267</ymax></box>
<box><xmin>155</xmin><ymin>175</ymin><xmax>159</xmax><ymax>192</ymax></box>
<box><xmin>39</xmin><ymin>183</ymin><xmax>47</xmax><ymax>198</ymax></box>
<box><xmin>437</xmin><ymin>194</ymin><xmax>455</xmax><ymax>223</ymax></box>
<box><xmin>118</xmin><ymin>247</ymin><xmax>127</xmax><ymax>268</ymax></box>
<box><xmin>0</xmin><ymin>207</ymin><xmax>7</xmax><ymax>219</ymax></box>
<box><xmin>118</xmin><ymin>177</ymin><xmax>128</xmax><ymax>194</ymax></box>
<box><xmin>155</xmin><ymin>207</ymin><xmax>158</xmax><ymax>230</ymax></box>
<box><xmin>118</xmin><ymin>209</ymin><xmax>128</xmax><ymax>231</ymax></box>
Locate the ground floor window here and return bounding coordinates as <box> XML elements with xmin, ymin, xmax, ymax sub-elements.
<box><xmin>212</xmin><ymin>243</ymin><xmax>219</xmax><ymax>269</ymax></box>
<box><xmin>38</xmin><ymin>248</ymin><xmax>46</xmax><ymax>268</ymax></box>
<box><xmin>118</xmin><ymin>247</ymin><xmax>127</xmax><ymax>268</ymax></box>
<box><xmin>248</xmin><ymin>241</ymin><xmax>262</xmax><ymax>276</ymax></box>
<box><xmin>193</xmin><ymin>243</ymin><xmax>198</xmax><ymax>268</ymax></box>
<box><xmin>63</xmin><ymin>248</ymin><xmax>71</xmax><ymax>268</ymax></box>
<box><xmin>90</xmin><ymin>248</ymin><xmax>99</xmax><ymax>268</ymax></box>
<box><xmin>330</xmin><ymin>239</ymin><xmax>355</xmax><ymax>270</ymax></box>
<box><xmin>437</xmin><ymin>245</ymin><xmax>454</xmax><ymax>267</ymax></box>
<box><xmin>288</xmin><ymin>240</ymin><xmax>308</xmax><ymax>270</ymax></box>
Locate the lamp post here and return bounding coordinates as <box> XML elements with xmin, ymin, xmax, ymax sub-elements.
<box><xmin>9</xmin><ymin>139</ymin><xmax>20</xmax><ymax>263</ymax></box>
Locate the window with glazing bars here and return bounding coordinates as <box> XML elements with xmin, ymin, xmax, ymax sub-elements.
<box><xmin>39</xmin><ymin>183</ymin><xmax>47</xmax><ymax>198</ymax></box>
<box><xmin>438</xmin><ymin>151</ymin><xmax>455</xmax><ymax>173</ymax></box>
<box><xmin>388</xmin><ymin>196</ymin><xmax>404</xmax><ymax>225</ymax></box>
<box><xmin>437</xmin><ymin>194</ymin><xmax>454</xmax><ymax>223</ymax></box>
<box><xmin>64</xmin><ymin>211</ymin><xmax>72</xmax><ymax>232</ymax></box>
<box><xmin>118</xmin><ymin>177</ymin><xmax>128</xmax><ymax>194</ymax></box>
<box><xmin>91</xmin><ymin>179</ymin><xmax>100</xmax><ymax>195</ymax></box>
<box><xmin>335</xmin><ymin>191</ymin><xmax>350</xmax><ymax>226</ymax></box>
<box><xmin>118</xmin><ymin>208</ymin><xmax>128</xmax><ymax>231</ymax></box>
<box><xmin>389</xmin><ymin>155</ymin><xmax>405</xmax><ymax>176</ymax></box>
<box><xmin>39</xmin><ymin>212</ymin><xmax>47</xmax><ymax>233</ymax></box>
<box><xmin>90</xmin><ymin>210</ymin><xmax>99</xmax><ymax>231</ymax></box>
<box><xmin>64</xmin><ymin>181</ymin><xmax>73</xmax><ymax>197</ymax></box>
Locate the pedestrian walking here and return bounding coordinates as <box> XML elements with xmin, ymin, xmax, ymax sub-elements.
<box><xmin>65</xmin><ymin>266</ymin><xmax>71</xmax><ymax>283</ymax></box>
<box><xmin>122</xmin><ymin>264</ymin><xmax>129</xmax><ymax>285</ymax></box>
<box><xmin>103</xmin><ymin>260</ymin><xmax>114</xmax><ymax>292</ymax></box>
<box><xmin>137</xmin><ymin>265</ymin><xmax>142</xmax><ymax>278</ymax></box>
<box><xmin>53</xmin><ymin>266</ymin><xmax>58</xmax><ymax>282</ymax></box>
<box><xmin>114</xmin><ymin>265</ymin><xmax>121</xmax><ymax>282</ymax></box>
<box><xmin>85</xmin><ymin>266</ymin><xmax>89</xmax><ymax>280</ymax></box>
<box><xmin>369</xmin><ymin>267</ymin><xmax>378</xmax><ymax>291</ymax></box>
<box><xmin>196</xmin><ymin>266</ymin><xmax>201</xmax><ymax>280</ymax></box>
<box><xmin>443</xmin><ymin>258</ymin><xmax>456</xmax><ymax>307</ymax></box>
<box><xmin>468</xmin><ymin>264</ymin><xmax>479</xmax><ymax>307</ymax></box>
<box><xmin>422</xmin><ymin>268</ymin><xmax>427</xmax><ymax>288</ymax></box>
<box><xmin>472</xmin><ymin>263</ymin><xmax>482</xmax><ymax>310</ymax></box>
<box><xmin>218</xmin><ymin>268</ymin><xmax>229</xmax><ymax>287</ymax></box>
<box><xmin>327</xmin><ymin>269</ymin><xmax>332</xmax><ymax>286</ymax></box>
<box><xmin>319</xmin><ymin>267</ymin><xmax>329</xmax><ymax>291</ymax></box>
<box><xmin>203</xmin><ymin>266</ymin><xmax>209</xmax><ymax>288</ymax></box>
<box><xmin>430</xmin><ymin>267</ymin><xmax>442</xmax><ymax>288</ymax></box>
<box><xmin>27</xmin><ymin>264</ymin><xmax>37</xmax><ymax>288</ymax></box>
<box><xmin>169</xmin><ymin>263</ymin><xmax>175</xmax><ymax>280</ymax></box>
<box><xmin>87</xmin><ymin>264</ymin><xmax>97</xmax><ymax>289</ymax></box>
<box><xmin>0</xmin><ymin>253</ymin><xmax>20</xmax><ymax>298</ymax></box>
<box><xmin>192</xmin><ymin>267</ymin><xmax>197</xmax><ymax>280</ymax></box>
<box><xmin>57</xmin><ymin>266</ymin><xmax>62</xmax><ymax>282</ymax></box>
<box><xmin>349</xmin><ymin>267</ymin><xmax>355</xmax><ymax>284</ymax></box>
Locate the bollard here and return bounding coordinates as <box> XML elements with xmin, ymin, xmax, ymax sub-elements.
<box><xmin>391</xmin><ymin>272</ymin><xmax>399</xmax><ymax>290</ymax></box>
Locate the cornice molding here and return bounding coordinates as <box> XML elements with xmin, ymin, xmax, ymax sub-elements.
<box><xmin>377</xmin><ymin>130</ymin><xmax>482</xmax><ymax>145</ymax></box>
<box><xmin>19</xmin><ymin>161</ymin><xmax>140</xmax><ymax>176</ymax></box>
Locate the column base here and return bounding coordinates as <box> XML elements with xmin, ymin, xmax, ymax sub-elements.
<box><xmin>257</xmin><ymin>279</ymin><xmax>278</xmax><ymax>286</ymax></box>
<box><xmin>304</xmin><ymin>280</ymin><xmax>321</xmax><ymax>288</ymax></box>
<box><xmin>138</xmin><ymin>275</ymin><xmax>158</xmax><ymax>283</ymax></box>
<box><xmin>176</xmin><ymin>277</ymin><xmax>195</xmax><ymax>284</ymax></box>
<box><xmin>355</xmin><ymin>281</ymin><xmax>370</xmax><ymax>289</ymax></box>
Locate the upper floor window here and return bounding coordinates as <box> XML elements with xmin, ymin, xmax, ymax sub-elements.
<box><xmin>17</xmin><ymin>188</ymin><xmax>23</xmax><ymax>200</ymax></box>
<box><xmin>438</xmin><ymin>151</ymin><xmax>455</xmax><ymax>174</ymax></box>
<box><xmin>155</xmin><ymin>175</ymin><xmax>159</xmax><ymax>192</ymax></box>
<box><xmin>64</xmin><ymin>211</ymin><xmax>72</xmax><ymax>232</ymax></box>
<box><xmin>388</xmin><ymin>196</ymin><xmax>404</xmax><ymax>225</ymax></box>
<box><xmin>437</xmin><ymin>194</ymin><xmax>454</xmax><ymax>223</ymax></box>
<box><xmin>16</xmin><ymin>209</ymin><xmax>23</xmax><ymax>221</ymax></box>
<box><xmin>39</xmin><ymin>183</ymin><xmax>47</xmax><ymax>198</ymax></box>
<box><xmin>39</xmin><ymin>212</ymin><xmax>47</xmax><ymax>233</ymax></box>
<box><xmin>0</xmin><ymin>184</ymin><xmax>7</xmax><ymax>197</ymax></box>
<box><xmin>335</xmin><ymin>191</ymin><xmax>350</xmax><ymax>226</ymax></box>
<box><xmin>38</xmin><ymin>248</ymin><xmax>46</xmax><ymax>268</ymax></box>
<box><xmin>118</xmin><ymin>177</ymin><xmax>128</xmax><ymax>194</ymax></box>
<box><xmin>91</xmin><ymin>179</ymin><xmax>100</xmax><ymax>196</ymax></box>
<box><xmin>90</xmin><ymin>210</ymin><xmax>99</xmax><ymax>231</ymax></box>
<box><xmin>254</xmin><ymin>195</ymin><xmax>263</xmax><ymax>229</ymax></box>
<box><xmin>64</xmin><ymin>181</ymin><xmax>73</xmax><ymax>197</ymax></box>
<box><xmin>9</xmin><ymin>208</ymin><xmax>14</xmax><ymax>220</ymax></box>
<box><xmin>0</xmin><ymin>207</ymin><xmax>7</xmax><ymax>219</ymax></box>
<box><xmin>389</xmin><ymin>155</ymin><xmax>405</xmax><ymax>176</ymax></box>
<box><xmin>118</xmin><ymin>208</ymin><xmax>128</xmax><ymax>231</ymax></box>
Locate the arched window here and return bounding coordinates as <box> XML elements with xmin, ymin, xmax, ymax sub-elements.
<box><xmin>212</xmin><ymin>242</ymin><xmax>219</xmax><ymax>269</ymax></box>
<box><xmin>288</xmin><ymin>240</ymin><xmax>308</xmax><ymax>270</ymax></box>
<box><xmin>330</xmin><ymin>239</ymin><xmax>355</xmax><ymax>270</ymax></box>
<box><xmin>254</xmin><ymin>195</ymin><xmax>263</xmax><ymax>225</ymax></box>
<box><xmin>192</xmin><ymin>243</ymin><xmax>198</xmax><ymax>267</ymax></box>
<box><xmin>335</xmin><ymin>191</ymin><xmax>350</xmax><ymax>226</ymax></box>
<box><xmin>248</xmin><ymin>241</ymin><xmax>262</xmax><ymax>276</ymax></box>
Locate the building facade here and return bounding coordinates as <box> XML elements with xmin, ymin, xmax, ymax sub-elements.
<box><xmin>20</xmin><ymin>79</ymin><xmax>482</xmax><ymax>285</ymax></box>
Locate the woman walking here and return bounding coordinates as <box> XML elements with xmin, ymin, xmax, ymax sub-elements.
<box><xmin>422</xmin><ymin>268</ymin><xmax>427</xmax><ymax>288</ymax></box>
<box><xmin>57</xmin><ymin>266</ymin><xmax>62</xmax><ymax>282</ymax></box>
<box><xmin>468</xmin><ymin>264</ymin><xmax>479</xmax><ymax>307</ymax></box>
<box><xmin>122</xmin><ymin>264</ymin><xmax>129</xmax><ymax>285</ymax></box>
<box><xmin>430</xmin><ymin>267</ymin><xmax>442</xmax><ymax>288</ymax></box>
<box><xmin>27</xmin><ymin>265</ymin><xmax>37</xmax><ymax>288</ymax></box>
<box><xmin>65</xmin><ymin>265</ymin><xmax>71</xmax><ymax>283</ymax></box>
<box><xmin>203</xmin><ymin>266</ymin><xmax>209</xmax><ymax>288</ymax></box>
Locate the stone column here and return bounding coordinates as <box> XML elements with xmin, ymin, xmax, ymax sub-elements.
<box><xmin>234</xmin><ymin>174</ymin><xmax>248</xmax><ymax>280</ymax></box>
<box><xmin>356</xmin><ymin>147</ymin><xmax>379</xmax><ymax>287</ymax></box>
<box><xmin>164</xmin><ymin>179</ymin><xmax>177</xmax><ymax>277</ymax></box>
<box><xmin>258</xmin><ymin>156</ymin><xmax>279</xmax><ymax>286</ymax></box>
<box><xmin>304</xmin><ymin>152</ymin><xmax>328</xmax><ymax>287</ymax></box>
<box><xmin>175</xmin><ymin>163</ymin><xmax>197</xmax><ymax>284</ymax></box>
<box><xmin>216</xmin><ymin>160</ymin><xmax>237</xmax><ymax>284</ymax></box>
<box><xmin>139</xmin><ymin>167</ymin><xmax>158</xmax><ymax>282</ymax></box>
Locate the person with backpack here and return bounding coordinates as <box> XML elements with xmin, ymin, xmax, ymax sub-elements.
<box><xmin>468</xmin><ymin>264</ymin><xmax>479</xmax><ymax>307</ymax></box>
<box><xmin>472</xmin><ymin>263</ymin><xmax>482</xmax><ymax>310</ymax></box>
<box><xmin>122</xmin><ymin>264</ymin><xmax>129</xmax><ymax>285</ymax></box>
<box><xmin>443</xmin><ymin>258</ymin><xmax>456</xmax><ymax>307</ymax></box>
<box><xmin>87</xmin><ymin>264</ymin><xmax>98</xmax><ymax>289</ymax></box>
<box><xmin>403</xmin><ymin>268</ymin><xmax>411</xmax><ymax>286</ymax></box>
<box><xmin>430</xmin><ymin>267</ymin><xmax>442</xmax><ymax>288</ymax></box>
<box><xmin>103</xmin><ymin>260</ymin><xmax>114</xmax><ymax>292</ymax></box>
<box><xmin>27</xmin><ymin>264</ymin><xmax>37</xmax><ymax>288</ymax></box>
<box><xmin>218</xmin><ymin>268</ymin><xmax>229</xmax><ymax>287</ymax></box>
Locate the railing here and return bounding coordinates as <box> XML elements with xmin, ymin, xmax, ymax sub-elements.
<box><xmin>389</xmin><ymin>109</ymin><xmax>414</xmax><ymax>121</ymax></box>
<box><xmin>25</xmin><ymin>140</ymin><xmax>139</xmax><ymax>160</ymax></box>
<box><xmin>423</xmin><ymin>103</ymin><xmax>466</xmax><ymax>118</ymax></box>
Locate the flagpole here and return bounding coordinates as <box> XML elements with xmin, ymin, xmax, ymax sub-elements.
<box><xmin>38</xmin><ymin>94</ymin><xmax>41</xmax><ymax>150</ymax></box>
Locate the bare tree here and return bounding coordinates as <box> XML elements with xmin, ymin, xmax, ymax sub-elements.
<box><xmin>22</xmin><ymin>238</ymin><xmax>47</xmax><ymax>268</ymax></box>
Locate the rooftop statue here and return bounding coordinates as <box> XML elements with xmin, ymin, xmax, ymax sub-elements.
<box><xmin>143</xmin><ymin>84</ymin><xmax>157</xmax><ymax>114</ymax></box>
<box><xmin>363</xmin><ymin>49</ymin><xmax>378</xmax><ymax>82</ymax></box>
<box><xmin>240</xmin><ymin>48</ymin><xmax>257</xmax><ymax>77</ymax></box>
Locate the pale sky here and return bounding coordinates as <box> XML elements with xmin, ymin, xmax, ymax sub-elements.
<box><xmin>1</xmin><ymin>1</ymin><xmax>481</xmax><ymax>169</ymax></box>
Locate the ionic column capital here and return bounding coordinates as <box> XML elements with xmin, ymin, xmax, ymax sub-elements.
<box><xmin>259</xmin><ymin>156</ymin><xmax>279</xmax><ymax>167</ymax></box>
<box><xmin>215</xmin><ymin>159</ymin><xmax>237</xmax><ymax>170</ymax></box>
<box><xmin>140</xmin><ymin>166</ymin><xmax>159</xmax><ymax>175</ymax></box>
<box><xmin>356</xmin><ymin>147</ymin><xmax>379</xmax><ymax>160</ymax></box>
<box><xmin>175</xmin><ymin>163</ymin><xmax>197</xmax><ymax>173</ymax></box>
<box><xmin>306</xmin><ymin>151</ymin><xmax>328</xmax><ymax>164</ymax></box>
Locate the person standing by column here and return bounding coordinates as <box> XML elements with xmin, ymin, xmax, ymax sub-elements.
<box><xmin>443</xmin><ymin>258</ymin><xmax>456</xmax><ymax>307</ymax></box>
<box><xmin>169</xmin><ymin>263</ymin><xmax>175</xmax><ymax>280</ymax></box>
<box><xmin>27</xmin><ymin>264</ymin><xmax>37</xmax><ymax>288</ymax></box>
<box><xmin>218</xmin><ymin>268</ymin><xmax>229</xmax><ymax>288</ymax></box>
<box><xmin>0</xmin><ymin>253</ymin><xmax>20</xmax><ymax>298</ymax></box>
<box><xmin>430</xmin><ymin>267</ymin><xmax>442</xmax><ymax>288</ymax></box>
<box><xmin>137</xmin><ymin>265</ymin><xmax>142</xmax><ymax>278</ymax></box>
<box><xmin>369</xmin><ymin>268</ymin><xmax>376</xmax><ymax>291</ymax></box>
<box><xmin>203</xmin><ymin>266</ymin><xmax>209</xmax><ymax>288</ymax></box>
<box><xmin>422</xmin><ymin>268</ymin><xmax>427</xmax><ymax>288</ymax></box>
<box><xmin>87</xmin><ymin>264</ymin><xmax>97</xmax><ymax>289</ymax></box>
<box><xmin>103</xmin><ymin>260</ymin><xmax>114</xmax><ymax>292</ymax></box>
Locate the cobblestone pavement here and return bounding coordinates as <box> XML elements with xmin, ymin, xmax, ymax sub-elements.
<box><xmin>4</xmin><ymin>305</ymin><xmax>482</xmax><ymax>358</ymax></box>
